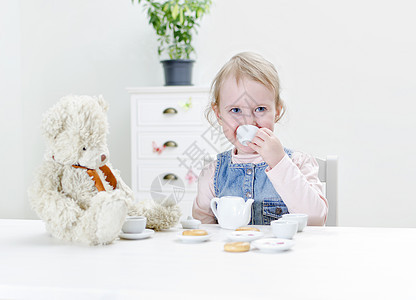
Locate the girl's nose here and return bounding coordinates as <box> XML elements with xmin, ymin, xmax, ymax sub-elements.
<box><xmin>246</xmin><ymin>113</ymin><xmax>258</xmax><ymax>126</ymax></box>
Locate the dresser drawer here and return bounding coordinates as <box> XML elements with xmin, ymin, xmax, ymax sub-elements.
<box><xmin>136</xmin><ymin>131</ymin><xmax>223</xmax><ymax>159</ymax></box>
<box><xmin>133</xmin><ymin>94</ymin><xmax>207</xmax><ymax>127</ymax></box>
<box><xmin>135</xmin><ymin>161</ymin><xmax>199</xmax><ymax>193</ymax></box>
<box><xmin>135</xmin><ymin>191</ymin><xmax>195</xmax><ymax>218</ymax></box>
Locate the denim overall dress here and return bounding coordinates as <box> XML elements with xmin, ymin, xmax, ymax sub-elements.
<box><xmin>213</xmin><ymin>148</ymin><xmax>293</xmax><ymax>225</ymax></box>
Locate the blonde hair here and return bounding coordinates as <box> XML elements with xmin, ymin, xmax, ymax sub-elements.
<box><xmin>206</xmin><ymin>52</ymin><xmax>285</xmax><ymax>126</ymax></box>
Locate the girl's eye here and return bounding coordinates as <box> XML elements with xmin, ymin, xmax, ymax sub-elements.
<box><xmin>230</xmin><ymin>108</ymin><xmax>241</xmax><ymax>113</ymax></box>
<box><xmin>255</xmin><ymin>107</ymin><xmax>266</xmax><ymax>112</ymax></box>
<box><xmin>82</xmin><ymin>147</ymin><xmax>87</xmax><ymax>151</ymax></box>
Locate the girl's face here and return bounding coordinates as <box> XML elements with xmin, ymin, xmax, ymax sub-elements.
<box><xmin>213</xmin><ymin>76</ymin><xmax>280</xmax><ymax>154</ymax></box>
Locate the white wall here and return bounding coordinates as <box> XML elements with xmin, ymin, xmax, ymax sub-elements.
<box><xmin>1</xmin><ymin>0</ymin><xmax>415</xmax><ymax>227</ymax></box>
<box><xmin>0</xmin><ymin>1</ymin><xmax>25</xmax><ymax>217</ymax></box>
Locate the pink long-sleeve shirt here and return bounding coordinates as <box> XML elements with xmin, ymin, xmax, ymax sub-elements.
<box><xmin>192</xmin><ymin>148</ymin><xmax>328</xmax><ymax>226</ymax></box>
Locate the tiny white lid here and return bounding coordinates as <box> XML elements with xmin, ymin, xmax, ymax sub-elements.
<box><xmin>180</xmin><ymin>216</ymin><xmax>201</xmax><ymax>229</ymax></box>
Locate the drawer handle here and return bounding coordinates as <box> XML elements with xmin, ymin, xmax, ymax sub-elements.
<box><xmin>163</xmin><ymin>141</ymin><xmax>178</xmax><ymax>148</ymax></box>
<box><xmin>163</xmin><ymin>173</ymin><xmax>178</xmax><ymax>180</ymax></box>
<box><xmin>163</xmin><ymin>107</ymin><xmax>178</xmax><ymax>115</ymax></box>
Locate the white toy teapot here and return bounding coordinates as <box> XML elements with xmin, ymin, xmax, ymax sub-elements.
<box><xmin>210</xmin><ymin>196</ymin><xmax>254</xmax><ymax>229</ymax></box>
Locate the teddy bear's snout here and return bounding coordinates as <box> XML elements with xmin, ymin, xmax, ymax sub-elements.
<box><xmin>101</xmin><ymin>154</ymin><xmax>107</xmax><ymax>162</ymax></box>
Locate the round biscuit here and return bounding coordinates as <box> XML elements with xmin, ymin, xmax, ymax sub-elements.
<box><xmin>235</xmin><ymin>227</ymin><xmax>260</xmax><ymax>232</ymax></box>
<box><xmin>224</xmin><ymin>242</ymin><xmax>250</xmax><ymax>252</ymax></box>
<box><xmin>182</xmin><ymin>229</ymin><xmax>208</xmax><ymax>236</ymax></box>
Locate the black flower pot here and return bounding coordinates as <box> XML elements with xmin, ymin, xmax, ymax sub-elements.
<box><xmin>161</xmin><ymin>59</ymin><xmax>195</xmax><ymax>86</ymax></box>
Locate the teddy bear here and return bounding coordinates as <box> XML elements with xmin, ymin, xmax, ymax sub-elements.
<box><xmin>28</xmin><ymin>95</ymin><xmax>181</xmax><ymax>245</ymax></box>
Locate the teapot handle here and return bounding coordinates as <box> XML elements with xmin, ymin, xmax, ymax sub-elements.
<box><xmin>210</xmin><ymin>198</ymin><xmax>220</xmax><ymax>220</ymax></box>
<box><xmin>245</xmin><ymin>198</ymin><xmax>254</xmax><ymax>224</ymax></box>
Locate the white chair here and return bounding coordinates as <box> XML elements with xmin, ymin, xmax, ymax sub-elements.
<box><xmin>316</xmin><ymin>156</ymin><xmax>338</xmax><ymax>226</ymax></box>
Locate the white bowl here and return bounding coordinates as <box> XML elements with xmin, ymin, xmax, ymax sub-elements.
<box><xmin>281</xmin><ymin>214</ymin><xmax>308</xmax><ymax>232</ymax></box>
<box><xmin>271</xmin><ymin>220</ymin><xmax>298</xmax><ymax>239</ymax></box>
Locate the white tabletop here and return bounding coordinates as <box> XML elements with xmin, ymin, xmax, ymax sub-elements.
<box><xmin>0</xmin><ymin>219</ymin><xmax>415</xmax><ymax>300</ymax></box>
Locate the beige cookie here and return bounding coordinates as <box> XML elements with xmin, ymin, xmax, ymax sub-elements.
<box><xmin>224</xmin><ymin>242</ymin><xmax>250</xmax><ymax>253</ymax></box>
<box><xmin>235</xmin><ymin>227</ymin><xmax>260</xmax><ymax>232</ymax></box>
<box><xmin>182</xmin><ymin>229</ymin><xmax>208</xmax><ymax>236</ymax></box>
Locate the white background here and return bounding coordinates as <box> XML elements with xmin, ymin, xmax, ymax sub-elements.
<box><xmin>1</xmin><ymin>0</ymin><xmax>415</xmax><ymax>227</ymax></box>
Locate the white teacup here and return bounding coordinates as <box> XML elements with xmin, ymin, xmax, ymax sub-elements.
<box><xmin>281</xmin><ymin>214</ymin><xmax>308</xmax><ymax>232</ymax></box>
<box><xmin>236</xmin><ymin>125</ymin><xmax>259</xmax><ymax>146</ymax></box>
<box><xmin>271</xmin><ymin>220</ymin><xmax>298</xmax><ymax>239</ymax></box>
<box><xmin>122</xmin><ymin>216</ymin><xmax>147</xmax><ymax>234</ymax></box>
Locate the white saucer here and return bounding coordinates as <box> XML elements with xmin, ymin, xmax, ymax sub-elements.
<box><xmin>252</xmin><ymin>238</ymin><xmax>294</xmax><ymax>253</ymax></box>
<box><xmin>119</xmin><ymin>229</ymin><xmax>155</xmax><ymax>240</ymax></box>
<box><xmin>227</xmin><ymin>230</ymin><xmax>264</xmax><ymax>242</ymax></box>
<box><xmin>177</xmin><ymin>232</ymin><xmax>212</xmax><ymax>243</ymax></box>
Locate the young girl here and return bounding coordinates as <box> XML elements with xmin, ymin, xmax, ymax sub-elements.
<box><xmin>192</xmin><ymin>52</ymin><xmax>328</xmax><ymax>226</ymax></box>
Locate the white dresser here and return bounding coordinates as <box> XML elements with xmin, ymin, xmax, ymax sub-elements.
<box><xmin>128</xmin><ymin>86</ymin><xmax>231</xmax><ymax>217</ymax></box>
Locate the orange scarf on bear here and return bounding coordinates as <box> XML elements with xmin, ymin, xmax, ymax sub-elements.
<box><xmin>72</xmin><ymin>165</ymin><xmax>117</xmax><ymax>192</ymax></box>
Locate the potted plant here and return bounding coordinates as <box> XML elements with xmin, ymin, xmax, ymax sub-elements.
<box><xmin>133</xmin><ymin>0</ymin><xmax>212</xmax><ymax>86</ymax></box>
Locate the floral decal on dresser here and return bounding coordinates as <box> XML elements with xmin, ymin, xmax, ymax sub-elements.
<box><xmin>152</xmin><ymin>141</ymin><xmax>166</xmax><ymax>154</ymax></box>
<box><xmin>178</xmin><ymin>97</ymin><xmax>192</xmax><ymax>111</ymax></box>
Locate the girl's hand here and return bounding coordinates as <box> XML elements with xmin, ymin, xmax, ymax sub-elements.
<box><xmin>247</xmin><ymin>128</ymin><xmax>285</xmax><ymax>168</ymax></box>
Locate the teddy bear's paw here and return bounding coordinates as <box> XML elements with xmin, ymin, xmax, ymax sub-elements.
<box><xmin>95</xmin><ymin>199</ymin><xmax>127</xmax><ymax>244</ymax></box>
<box><xmin>145</xmin><ymin>203</ymin><xmax>182</xmax><ymax>231</ymax></box>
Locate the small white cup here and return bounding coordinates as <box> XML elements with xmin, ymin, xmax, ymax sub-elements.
<box><xmin>122</xmin><ymin>216</ymin><xmax>147</xmax><ymax>234</ymax></box>
<box><xmin>271</xmin><ymin>220</ymin><xmax>298</xmax><ymax>239</ymax></box>
<box><xmin>281</xmin><ymin>214</ymin><xmax>308</xmax><ymax>232</ymax></box>
<box><xmin>236</xmin><ymin>125</ymin><xmax>259</xmax><ymax>146</ymax></box>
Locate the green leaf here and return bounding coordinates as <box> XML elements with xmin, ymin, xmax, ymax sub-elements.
<box><xmin>134</xmin><ymin>0</ymin><xmax>212</xmax><ymax>59</ymax></box>
<box><xmin>179</xmin><ymin>9</ymin><xmax>184</xmax><ymax>24</ymax></box>
<box><xmin>172</xmin><ymin>4</ymin><xmax>179</xmax><ymax>19</ymax></box>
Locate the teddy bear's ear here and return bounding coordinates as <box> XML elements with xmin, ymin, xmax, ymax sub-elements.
<box><xmin>41</xmin><ymin>105</ymin><xmax>64</xmax><ymax>141</ymax></box>
<box><xmin>96</xmin><ymin>95</ymin><xmax>109</xmax><ymax>112</ymax></box>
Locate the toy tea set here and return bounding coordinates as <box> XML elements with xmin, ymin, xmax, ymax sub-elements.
<box><xmin>120</xmin><ymin>124</ymin><xmax>308</xmax><ymax>253</ymax></box>
<box><xmin>121</xmin><ymin>196</ymin><xmax>308</xmax><ymax>253</ymax></box>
